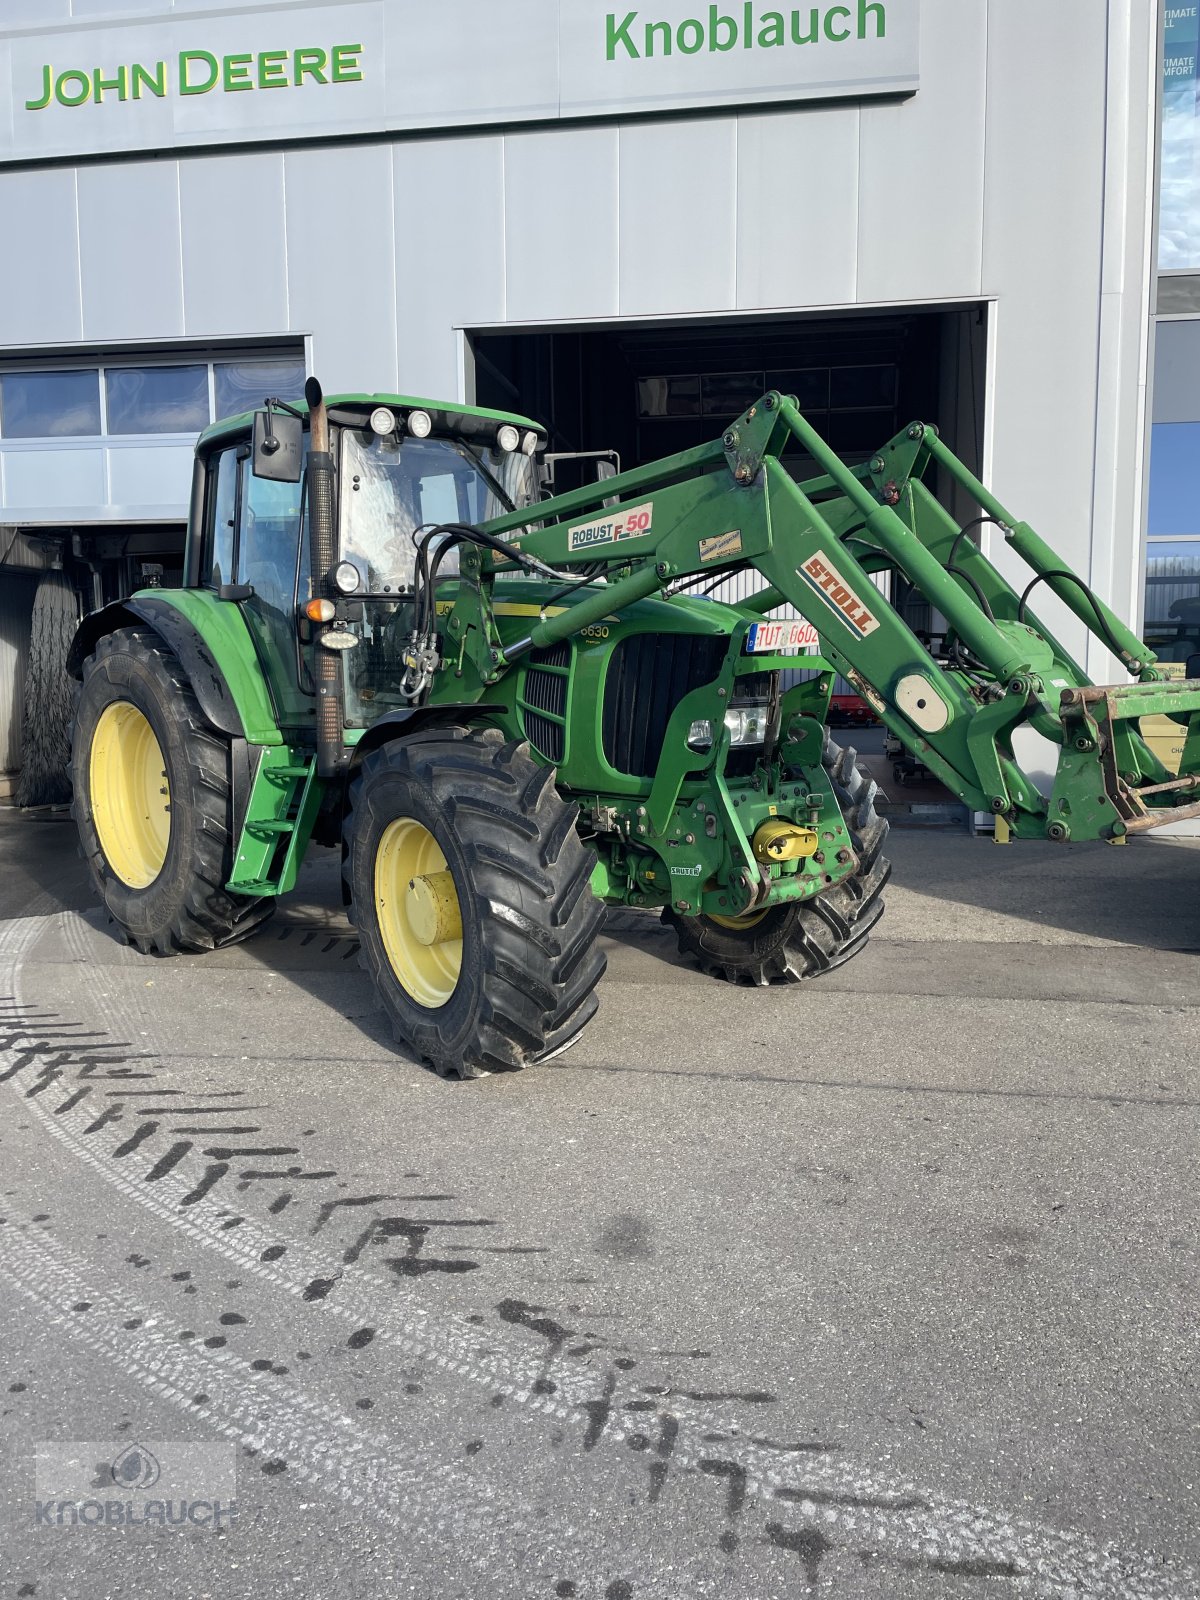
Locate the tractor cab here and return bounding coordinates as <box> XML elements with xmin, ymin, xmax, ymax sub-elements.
<box><xmin>187</xmin><ymin>393</ymin><xmax>548</xmax><ymax>730</ymax></box>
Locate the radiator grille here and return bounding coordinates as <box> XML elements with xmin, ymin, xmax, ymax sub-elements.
<box><xmin>521</xmin><ymin>641</ymin><xmax>570</xmax><ymax>764</ymax></box>
<box><xmin>602</xmin><ymin>632</ymin><xmax>728</xmax><ymax>777</ymax></box>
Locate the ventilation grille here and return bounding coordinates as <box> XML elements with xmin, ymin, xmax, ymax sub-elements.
<box><xmin>521</xmin><ymin>641</ymin><xmax>570</xmax><ymax>764</ymax></box>
<box><xmin>602</xmin><ymin>632</ymin><xmax>728</xmax><ymax>778</ymax></box>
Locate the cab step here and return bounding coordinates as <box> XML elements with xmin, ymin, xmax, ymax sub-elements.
<box><xmin>227</xmin><ymin>746</ymin><xmax>322</xmax><ymax>897</ymax></box>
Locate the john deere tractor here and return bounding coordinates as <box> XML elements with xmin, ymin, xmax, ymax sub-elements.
<box><xmin>68</xmin><ymin>379</ymin><xmax>1200</xmax><ymax>1077</ymax></box>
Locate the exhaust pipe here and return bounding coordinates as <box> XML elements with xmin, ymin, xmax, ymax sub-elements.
<box><xmin>305</xmin><ymin>376</ymin><xmax>347</xmax><ymax>777</ymax></box>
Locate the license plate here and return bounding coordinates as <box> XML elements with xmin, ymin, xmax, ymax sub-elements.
<box><xmin>746</xmin><ymin>619</ymin><xmax>818</xmax><ymax>654</ymax></box>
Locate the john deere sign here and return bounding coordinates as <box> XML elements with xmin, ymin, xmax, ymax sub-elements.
<box><xmin>24</xmin><ymin>47</ymin><xmax>365</xmax><ymax>110</ymax></box>
<box><xmin>0</xmin><ymin>0</ymin><xmax>918</xmax><ymax>166</ymax></box>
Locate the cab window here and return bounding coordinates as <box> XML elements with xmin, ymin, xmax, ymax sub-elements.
<box><xmin>238</xmin><ymin>463</ymin><xmax>305</xmax><ymax>618</ymax></box>
<box><xmin>206</xmin><ymin>448</ymin><xmax>239</xmax><ymax>587</ymax></box>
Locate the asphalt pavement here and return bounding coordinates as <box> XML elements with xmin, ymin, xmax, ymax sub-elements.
<box><xmin>1</xmin><ymin>804</ymin><xmax>1197</xmax><ymax>1599</ymax></box>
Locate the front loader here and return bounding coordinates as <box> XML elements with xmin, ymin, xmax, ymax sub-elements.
<box><xmin>68</xmin><ymin>378</ymin><xmax>1200</xmax><ymax>1077</ymax></box>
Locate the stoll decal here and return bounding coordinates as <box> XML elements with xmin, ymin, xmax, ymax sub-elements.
<box><xmin>567</xmin><ymin>501</ymin><xmax>653</xmax><ymax>553</ymax></box>
<box><xmin>796</xmin><ymin>551</ymin><xmax>880</xmax><ymax>639</ymax></box>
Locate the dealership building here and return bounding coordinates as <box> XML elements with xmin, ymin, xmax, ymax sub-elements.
<box><xmin>0</xmin><ymin>0</ymin><xmax>1196</xmax><ymax>809</ymax></box>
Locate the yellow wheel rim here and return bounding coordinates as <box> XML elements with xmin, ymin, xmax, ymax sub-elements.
<box><xmin>374</xmin><ymin>816</ymin><xmax>463</xmax><ymax>1009</ymax></box>
<box><xmin>88</xmin><ymin>701</ymin><xmax>171</xmax><ymax>890</ymax></box>
<box><xmin>706</xmin><ymin>909</ymin><xmax>770</xmax><ymax>931</ymax></box>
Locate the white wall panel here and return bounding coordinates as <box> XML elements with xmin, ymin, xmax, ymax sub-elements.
<box><xmin>981</xmin><ymin>0</ymin><xmax>1109</xmax><ymax>648</ymax></box>
<box><xmin>1081</xmin><ymin>0</ymin><xmax>1157</xmax><ymax>672</ymax></box>
<box><xmin>618</xmin><ymin>118</ymin><xmax>736</xmax><ymax>318</ymax></box>
<box><xmin>2</xmin><ymin>1</ymin><xmax>67</xmax><ymax>20</ymax></box>
<box><xmin>0</xmin><ymin>41</ymin><xmax>10</xmax><ymax>162</ymax></box>
<box><xmin>181</xmin><ymin>152</ymin><xmax>288</xmax><ymax>338</ymax></box>
<box><xmin>392</xmin><ymin>135</ymin><xmax>504</xmax><ymax>396</ymax></box>
<box><xmin>857</xmin><ymin>0</ymin><xmax>986</xmax><ymax>303</ymax></box>
<box><xmin>284</xmin><ymin>143</ymin><xmax>396</xmax><ymax>394</ymax></box>
<box><xmin>170</xmin><ymin>0</ymin><xmax>296</xmax><ymax>8</ymax></box>
<box><xmin>77</xmin><ymin>161</ymin><xmax>184</xmax><ymax>340</ymax></box>
<box><xmin>106</xmin><ymin>442</ymin><xmax>194</xmax><ymax>508</ymax></box>
<box><xmin>504</xmin><ymin>128</ymin><xmax>619</xmax><ymax>324</ymax></box>
<box><xmin>70</xmin><ymin>0</ymin><xmax>172</xmax><ymax>13</ymax></box>
<box><xmin>2</xmin><ymin>446</ymin><xmax>104</xmax><ymax>512</ymax></box>
<box><xmin>0</xmin><ymin>167</ymin><xmax>83</xmax><ymax>346</ymax></box>
<box><xmin>735</xmin><ymin>107</ymin><xmax>859</xmax><ymax>311</ymax></box>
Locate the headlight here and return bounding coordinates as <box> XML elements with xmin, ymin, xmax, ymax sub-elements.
<box><xmin>497</xmin><ymin>423</ymin><xmax>521</xmax><ymax>452</ymax></box>
<box><xmin>369</xmin><ymin>406</ymin><xmax>396</xmax><ymax>437</ymax></box>
<box><xmin>687</xmin><ymin>705</ymin><xmax>769</xmax><ymax>750</ymax></box>
<box><xmin>407</xmin><ymin>409</ymin><xmax>432</xmax><ymax>439</ymax></box>
<box><xmin>725</xmin><ymin>705</ymin><xmax>769</xmax><ymax>745</ymax></box>
<box><xmin>333</xmin><ymin>560</ymin><xmax>361</xmax><ymax>594</ymax></box>
<box><xmin>520</xmin><ymin>429</ymin><xmax>538</xmax><ymax>456</ymax></box>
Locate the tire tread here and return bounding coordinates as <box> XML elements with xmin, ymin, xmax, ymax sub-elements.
<box><xmin>667</xmin><ymin>732</ymin><xmax>891</xmax><ymax>986</ymax></box>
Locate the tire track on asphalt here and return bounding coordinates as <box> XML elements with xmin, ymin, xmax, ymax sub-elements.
<box><xmin>6</xmin><ymin>908</ymin><xmax>1196</xmax><ymax>1597</ymax></box>
<box><xmin>0</xmin><ymin>1225</ymin><xmax>685</xmax><ymax>1599</ymax></box>
<box><xmin>1</xmin><ymin>926</ymin><xmax>681</xmax><ymax>1594</ymax></box>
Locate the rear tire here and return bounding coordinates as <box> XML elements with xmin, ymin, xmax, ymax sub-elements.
<box><xmin>16</xmin><ymin>570</ymin><xmax>77</xmax><ymax>808</ymax></box>
<box><xmin>71</xmin><ymin>626</ymin><xmax>275</xmax><ymax>954</ymax></box>
<box><xmin>666</xmin><ymin>734</ymin><xmax>890</xmax><ymax>985</ymax></box>
<box><xmin>344</xmin><ymin>728</ymin><xmax>606</xmax><ymax>1080</ymax></box>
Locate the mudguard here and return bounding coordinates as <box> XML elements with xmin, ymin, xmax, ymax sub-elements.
<box><xmin>67</xmin><ymin>590</ymin><xmax>282</xmax><ymax>746</ymax></box>
<box><xmin>352</xmin><ymin>704</ymin><xmax>508</xmax><ymax>760</ymax></box>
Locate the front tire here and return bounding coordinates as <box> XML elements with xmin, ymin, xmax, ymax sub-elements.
<box><xmin>344</xmin><ymin>729</ymin><xmax>606</xmax><ymax>1079</ymax></box>
<box><xmin>666</xmin><ymin>734</ymin><xmax>890</xmax><ymax>985</ymax></box>
<box><xmin>71</xmin><ymin>626</ymin><xmax>275</xmax><ymax>953</ymax></box>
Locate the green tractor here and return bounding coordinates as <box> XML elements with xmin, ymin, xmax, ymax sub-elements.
<box><xmin>68</xmin><ymin>379</ymin><xmax>1200</xmax><ymax>1077</ymax></box>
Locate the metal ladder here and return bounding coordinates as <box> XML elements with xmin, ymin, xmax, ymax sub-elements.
<box><xmin>226</xmin><ymin>747</ymin><xmax>321</xmax><ymax>897</ymax></box>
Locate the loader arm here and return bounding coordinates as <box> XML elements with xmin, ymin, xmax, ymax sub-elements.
<box><xmin>448</xmin><ymin>391</ymin><xmax>1200</xmax><ymax>844</ymax></box>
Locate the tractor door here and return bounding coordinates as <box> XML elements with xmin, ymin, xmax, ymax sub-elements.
<box><xmin>235</xmin><ymin>453</ymin><xmax>310</xmax><ymax>729</ymax></box>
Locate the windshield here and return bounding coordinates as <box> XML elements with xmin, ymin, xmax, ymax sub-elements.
<box><xmin>339</xmin><ymin>428</ymin><xmax>540</xmax><ymax>594</ymax></box>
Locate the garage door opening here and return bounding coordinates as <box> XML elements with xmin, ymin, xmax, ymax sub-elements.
<box><xmin>469</xmin><ymin>304</ymin><xmax>990</xmax><ymax>826</ymax></box>
<box><xmin>470</xmin><ymin>305</ymin><xmax>985</xmax><ymax>478</ymax></box>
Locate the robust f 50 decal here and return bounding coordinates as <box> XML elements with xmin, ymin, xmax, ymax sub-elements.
<box><xmin>567</xmin><ymin>501</ymin><xmax>653</xmax><ymax>553</ymax></box>
<box><xmin>797</xmin><ymin>551</ymin><xmax>880</xmax><ymax>639</ymax></box>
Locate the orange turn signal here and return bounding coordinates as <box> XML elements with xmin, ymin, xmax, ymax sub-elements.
<box><xmin>305</xmin><ymin>599</ymin><xmax>336</xmax><ymax>623</ymax></box>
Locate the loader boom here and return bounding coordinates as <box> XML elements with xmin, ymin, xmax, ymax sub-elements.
<box><xmin>444</xmin><ymin>392</ymin><xmax>1200</xmax><ymax>844</ymax></box>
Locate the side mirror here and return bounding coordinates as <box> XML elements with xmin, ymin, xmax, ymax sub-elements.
<box><xmin>540</xmin><ymin>449</ymin><xmax>621</xmax><ymax>494</ymax></box>
<box><xmin>252</xmin><ymin>408</ymin><xmax>303</xmax><ymax>482</ymax></box>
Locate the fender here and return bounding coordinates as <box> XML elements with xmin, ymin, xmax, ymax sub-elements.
<box><xmin>352</xmin><ymin>703</ymin><xmax>509</xmax><ymax>761</ymax></box>
<box><xmin>67</xmin><ymin>590</ymin><xmax>282</xmax><ymax>746</ymax></box>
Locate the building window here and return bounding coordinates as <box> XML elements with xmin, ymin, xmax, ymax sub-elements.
<box><xmin>0</xmin><ymin>369</ymin><xmax>101</xmax><ymax>438</ymax></box>
<box><xmin>214</xmin><ymin>359</ymin><xmax>307</xmax><ymax>420</ymax></box>
<box><xmin>1144</xmin><ymin>322</ymin><xmax>1200</xmax><ymax>665</ymax></box>
<box><xmin>1161</xmin><ymin>0</ymin><xmax>1200</xmax><ymax>270</ymax></box>
<box><xmin>105</xmin><ymin>365</ymin><xmax>211</xmax><ymax>435</ymax></box>
<box><xmin>0</xmin><ymin>354</ymin><xmax>305</xmax><ymax>442</ymax></box>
